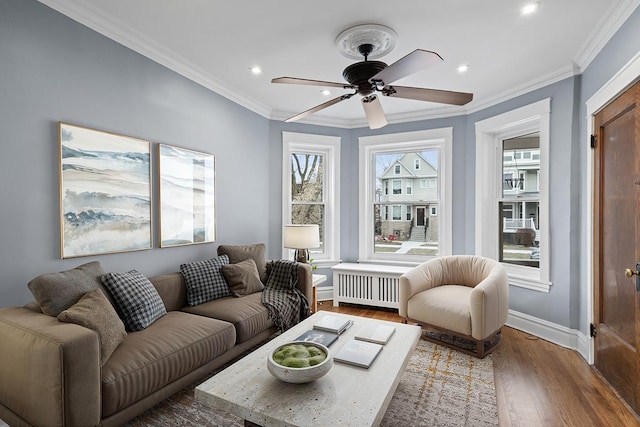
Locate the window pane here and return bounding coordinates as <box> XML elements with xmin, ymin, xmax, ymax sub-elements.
<box><xmin>500</xmin><ymin>133</ymin><xmax>540</xmax><ymax>268</ymax></box>
<box><xmin>291</xmin><ymin>204</ymin><xmax>324</xmax><ymax>252</ymax></box>
<box><xmin>502</xmin><ymin>135</ymin><xmax>539</xmax><ymax>198</ymax></box>
<box><xmin>499</xmin><ymin>201</ymin><xmax>540</xmax><ymax>267</ymax></box>
<box><xmin>373</xmin><ymin>150</ymin><xmax>439</xmax><ymax>257</ymax></box>
<box><xmin>291</xmin><ymin>153</ymin><xmax>323</xmax><ymax>202</ymax></box>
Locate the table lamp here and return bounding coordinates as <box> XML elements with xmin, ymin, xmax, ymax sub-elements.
<box><xmin>283</xmin><ymin>224</ymin><xmax>319</xmax><ymax>263</ymax></box>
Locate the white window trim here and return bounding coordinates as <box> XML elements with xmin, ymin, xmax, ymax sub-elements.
<box><xmin>282</xmin><ymin>132</ymin><xmax>340</xmax><ymax>267</ymax></box>
<box><xmin>359</xmin><ymin>128</ymin><xmax>453</xmax><ymax>265</ymax></box>
<box><xmin>475</xmin><ymin>98</ymin><xmax>551</xmax><ymax>292</ymax></box>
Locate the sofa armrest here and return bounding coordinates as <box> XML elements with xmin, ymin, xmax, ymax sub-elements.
<box><xmin>295</xmin><ymin>263</ymin><xmax>314</xmax><ymax>306</ymax></box>
<box><xmin>0</xmin><ymin>307</ymin><xmax>101</xmax><ymax>427</ymax></box>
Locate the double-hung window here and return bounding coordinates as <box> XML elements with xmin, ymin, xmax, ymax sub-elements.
<box><xmin>359</xmin><ymin>128</ymin><xmax>452</xmax><ymax>264</ymax></box>
<box><xmin>475</xmin><ymin>99</ymin><xmax>551</xmax><ymax>292</ymax></box>
<box><xmin>282</xmin><ymin>132</ymin><xmax>340</xmax><ymax>266</ymax></box>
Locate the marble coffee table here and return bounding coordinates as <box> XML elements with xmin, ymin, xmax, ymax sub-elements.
<box><xmin>195</xmin><ymin>311</ymin><xmax>421</xmax><ymax>427</ymax></box>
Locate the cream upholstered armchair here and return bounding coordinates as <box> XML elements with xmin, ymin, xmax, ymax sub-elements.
<box><xmin>399</xmin><ymin>255</ymin><xmax>509</xmax><ymax>358</ymax></box>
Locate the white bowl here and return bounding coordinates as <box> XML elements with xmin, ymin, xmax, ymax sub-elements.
<box><xmin>267</xmin><ymin>341</ymin><xmax>333</xmax><ymax>384</ymax></box>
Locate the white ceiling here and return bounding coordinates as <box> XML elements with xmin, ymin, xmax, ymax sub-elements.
<box><xmin>39</xmin><ymin>0</ymin><xmax>639</xmax><ymax>128</ymax></box>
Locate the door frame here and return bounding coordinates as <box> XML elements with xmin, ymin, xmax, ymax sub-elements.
<box><xmin>586</xmin><ymin>50</ymin><xmax>640</xmax><ymax>364</ymax></box>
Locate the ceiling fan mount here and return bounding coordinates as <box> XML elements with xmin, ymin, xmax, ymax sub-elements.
<box><xmin>342</xmin><ymin>44</ymin><xmax>388</xmax><ymax>96</ymax></box>
<box><xmin>272</xmin><ymin>25</ymin><xmax>474</xmax><ymax>129</ymax></box>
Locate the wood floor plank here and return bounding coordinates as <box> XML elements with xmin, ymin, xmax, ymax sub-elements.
<box><xmin>317</xmin><ymin>301</ymin><xmax>640</xmax><ymax>426</ymax></box>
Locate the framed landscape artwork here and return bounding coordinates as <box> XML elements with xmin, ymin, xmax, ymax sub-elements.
<box><xmin>59</xmin><ymin>122</ymin><xmax>152</xmax><ymax>258</ymax></box>
<box><xmin>159</xmin><ymin>144</ymin><xmax>216</xmax><ymax>247</ymax></box>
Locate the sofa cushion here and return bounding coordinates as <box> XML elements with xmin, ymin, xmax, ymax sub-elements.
<box><xmin>101</xmin><ymin>270</ymin><xmax>167</xmax><ymax>331</ymax></box>
<box><xmin>101</xmin><ymin>311</ymin><xmax>235</xmax><ymax>417</ymax></box>
<box><xmin>182</xmin><ymin>292</ymin><xmax>273</xmax><ymax>344</ymax></box>
<box><xmin>27</xmin><ymin>261</ymin><xmax>108</xmax><ymax>316</ymax></box>
<box><xmin>57</xmin><ymin>289</ymin><xmax>127</xmax><ymax>366</ymax></box>
<box><xmin>148</xmin><ymin>272</ymin><xmax>187</xmax><ymax>312</ymax></box>
<box><xmin>180</xmin><ymin>255</ymin><xmax>232</xmax><ymax>306</ymax></box>
<box><xmin>217</xmin><ymin>243</ymin><xmax>268</xmax><ymax>284</ymax></box>
<box><xmin>222</xmin><ymin>258</ymin><xmax>264</xmax><ymax>297</ymax></box>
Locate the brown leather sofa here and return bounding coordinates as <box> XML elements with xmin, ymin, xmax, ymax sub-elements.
<box><xmin>0</xmin><ymin>263</ymin><xmax>312</xmax><ymax>427</ymax></box>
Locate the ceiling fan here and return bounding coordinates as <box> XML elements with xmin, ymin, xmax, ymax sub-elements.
<box><xmin>272</xmin><ymin>43</ymin><xmax>473</xmax><ymax>129</ymax></box>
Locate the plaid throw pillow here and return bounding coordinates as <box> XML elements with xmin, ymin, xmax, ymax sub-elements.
<box><xmin>180</xmin><ymin>255</ymin><xmax>232</xmax><ymax>306</ymax></box>
<box><xmin>101</xmin><ymin>270</ymin><xmax>167</xmax><ymax>331</ymax></box>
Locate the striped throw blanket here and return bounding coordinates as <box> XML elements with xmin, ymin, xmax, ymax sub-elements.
<box><xmin>262</xmin><ymin>260</ymin><xmax>310</xmax><ymax>332</ymax></box>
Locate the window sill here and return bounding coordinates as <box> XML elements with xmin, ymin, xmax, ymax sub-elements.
<box><xmin>507</xmin><ymin>273</ymin><xmax>552</xmax><ymax>293</ymax></box>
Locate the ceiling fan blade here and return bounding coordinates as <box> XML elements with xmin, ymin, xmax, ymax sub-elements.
<box><xmin>383</xmin><ymin>85</ymin><xmax>473</xmax><ymax>106</ymax></box>
<box><xmin>272</xmin><ymin>77</ymin><xmax>355</xmax><ymax>89</ymax></box>
<box><xmin>285</xmin><ymin>93</ymin><xmax>354</xmax><ymax>122</ymax></box>
<box><xmin>362</xmin><ymin>95</ymin><xmax>388</xmax><ymax>129</ymax></box>
<box><xmin>369</xmin><ymin>49</ymin><xmax>443</xmax><ymax>85</ymax></box>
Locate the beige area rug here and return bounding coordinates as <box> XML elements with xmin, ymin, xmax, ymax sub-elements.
<box><xmin>125</xmin><ymin>333</ymin><xmax>497</xmax><ymax>427</ymax></box>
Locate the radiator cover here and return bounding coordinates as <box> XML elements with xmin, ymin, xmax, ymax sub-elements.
<box><xmin>332</xmin><ymin>263</ymin><xmax>411</xmax><ymax>309</ymax></box>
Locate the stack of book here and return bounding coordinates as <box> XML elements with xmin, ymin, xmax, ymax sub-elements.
<box><xmin>333</xmin><ymin>322</ymin><xmax>396</xmax><ymax>369</ymax></box>
<box><xmin>294</xmin><ymin>315</ymin><xmax>354</xmax><ymax>347</ymax></box>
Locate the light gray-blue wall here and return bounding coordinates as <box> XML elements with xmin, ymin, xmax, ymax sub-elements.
<box><xmin>3</xmin><ymin>0</ymin><xmax>640</xmax><ymax>335</ymax></box>
<box><xmin>0</xmin><ymin>0</ymin><xmax>271</xmax><ymax>306</ymax></box>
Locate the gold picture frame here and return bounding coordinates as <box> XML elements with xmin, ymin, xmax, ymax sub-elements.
<box><xmin>59</xmin><ymin>122</ymin><xmax>152</xmax><ymax>258</ymax></box>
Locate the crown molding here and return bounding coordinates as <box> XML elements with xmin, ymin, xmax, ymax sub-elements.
<box><xmin>573</xmin><ymin>0</ymin><xmax>640</xmax><ymax>72</ymax></box>
<box><xmin>37</xmin><ymin>0</ymin><xmax>272</xmax><ymax>119</ymax></box>
<box><xmin>38</xmin><ymin>0</ymin><xmax>637</xmax><ymax>129</ymax></box>
<box><xmin>466</xmin><ymin>64</ymin><xmax>577</xmax><ymax>115</ymax></box>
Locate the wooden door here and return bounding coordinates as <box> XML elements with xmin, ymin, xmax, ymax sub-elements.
<box><xmin>594</xmin><ymin>79</ymin><xmax>640</xmax><ymax>414</ymax></box>
<box><xmin>416</xmin><ymin>207</ymin><xmax>425</xmax><ymax>226</ymax></box>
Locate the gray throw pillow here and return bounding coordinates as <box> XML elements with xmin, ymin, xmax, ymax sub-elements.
<box><xmin>217</xmin><ymin>243</ymin><xmax>268</xmax><ymax>283</ymax></box>
<box><xmin>222</xmin><ymin>258</ymin><xmax>265</xmax><ymax>297</ymax></box>
<box><xmin>180</xmin><ymin>255</ymin><xmax>232</xmax><ymax>306</ymax></box>
<box><xmin>28</xmin><ymin>261</ymin><xmax>107</xmax><ymax>316</ymax></box>
<box><xmin>101</xmin><ymin>270</ymin><xmax>167</xmax><ymax>331</ymax></box>
<box><xmin>57</xmin><ymin>289</ymin><xmax>127</xmax><ymax>366</ymax></box>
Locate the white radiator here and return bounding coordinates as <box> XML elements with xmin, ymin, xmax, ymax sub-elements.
<box><xmin>331</xmin><ymin>263</ymin><xmax>412</xmax><ymax>309</ymax></box>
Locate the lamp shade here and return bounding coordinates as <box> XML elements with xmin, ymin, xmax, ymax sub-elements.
<box><xmin>283</xmin><ymin>224</ymin><xmax>320</xmax><ymax>249</ymax></box>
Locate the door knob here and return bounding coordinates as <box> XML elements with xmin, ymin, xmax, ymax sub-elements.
<box><xmin>626</xmin><ymin>263</ymin><xmax>640</xmax><ymax>292</ymax></box>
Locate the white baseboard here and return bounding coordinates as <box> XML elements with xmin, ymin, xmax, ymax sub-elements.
<box><xmin>506</xmin><ymin>309</ymin><xmax>591</xmax><ymax>362</ymax></box>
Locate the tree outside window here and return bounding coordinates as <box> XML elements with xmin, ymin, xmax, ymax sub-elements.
<box><xmin>290</xmin><ymin>153</ymin><xmax>324</xmax><ymax>251</ymax></box>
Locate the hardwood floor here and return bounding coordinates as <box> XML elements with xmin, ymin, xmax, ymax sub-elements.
<box><xmin>317</xmin><ymin>301</ymin><xmax>640</xmax><ymax>427</ymax></box>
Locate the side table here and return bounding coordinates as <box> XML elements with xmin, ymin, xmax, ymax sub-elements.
<box><xmin>311</xmin><ymin>274</ymin><xmax>327</xmax><ymax>313</ymax></box>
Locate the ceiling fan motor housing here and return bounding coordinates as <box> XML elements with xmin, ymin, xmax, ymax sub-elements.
<box><xmin>342</xmin><ymin>60</ymin><xmax>387</xmax><ymax>96</ymax></box>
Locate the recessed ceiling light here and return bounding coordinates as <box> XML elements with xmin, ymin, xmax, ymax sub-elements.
<box><xmin>457</xmin><ymin>64</ymin><xmax>469</xmax><ymax>73</ymax></box>
<box><xmin>521</xmin><ymin>3</ymin><xmax>539</xmax><ymax>15</ymax></box>
<box><xmin>250</xmin><ymin>66</ymin><xmax>262</xmax><ymax>75</ymax></box>
<box><xmin>321</xmin><ymin>89</ymin><xmax>331</xmax><ymax>96</ymax></box>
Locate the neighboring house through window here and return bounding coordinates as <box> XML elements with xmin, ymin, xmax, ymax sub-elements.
<box><xmin>359</xmin><ymin>128</ymin><xmax>452</xmax><ymax>263</ymax></box>
<box><xmin>475</xmin><ymin>99</ymin><xmax>551</xmax><ymax>292</ymax></box>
